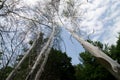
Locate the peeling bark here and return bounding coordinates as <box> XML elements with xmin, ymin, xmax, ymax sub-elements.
<box><xmin>67</xmin><ymin>28</ymin><xmax>120</xmax><ymax>80</ymax></box>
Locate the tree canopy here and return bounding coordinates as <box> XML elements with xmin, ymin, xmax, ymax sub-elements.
<box><xmin>0</xmin><ymin>0</ymin><xmax>120</xmax><ymax>80</ymax></box>
<box><xmin>40</xmin><ymin>48</ymin><xmax>76</xmax><ymax>80</ymax></box>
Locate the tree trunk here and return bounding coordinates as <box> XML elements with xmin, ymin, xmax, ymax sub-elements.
<box><xmin>25</xmin><ymin>26</ymin><xmax>56</xmax><ymax>80</ymax></box>
<box><xmin>6</xmin><ymin>32</ymin><xmax>44</xmax><ymax>80</ymax></box>
<box><xmin>67</xmin><ymin>28</ymin><xmax>120</xmax><ymax>80</ymax></box>
<box><xmin>34</xmin><ymin>47</ymin><xmax>51</xmax><ymax>80</ymax></box>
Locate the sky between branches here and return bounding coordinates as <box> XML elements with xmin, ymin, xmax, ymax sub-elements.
<box><xmin>22</xmin><ymin>0</ymin><xmax>120</xmax><ymax>64</ymax></box>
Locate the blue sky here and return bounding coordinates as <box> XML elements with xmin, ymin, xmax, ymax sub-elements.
<box><xmin>60</xmin><ymin>0</ymin><xmax>120</xmax><ymax>64</ymax></box>
<box><xmin>1</xmin><ymin>0</ymin><xmax>119</xmax><ymax>65</ymax></box>
<box><xmin>61</xmin><ymin>28</ymin><xmax>84</xmax><ymax>64</ymax></box>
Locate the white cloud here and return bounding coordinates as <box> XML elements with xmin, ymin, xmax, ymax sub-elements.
<box><xmin>78</xmin><ymin>0</ymin><xmax>120</xmax><ymax>45</ymax></box>
<box><xmin>23</xmin><ymin>0</ymin><xmax>40</xmax><ymax>6</ymax></box>
<box><xmin>21</xmin><ymin>0</ymin><xmax>120</xmax><ymax>45</ymax></box>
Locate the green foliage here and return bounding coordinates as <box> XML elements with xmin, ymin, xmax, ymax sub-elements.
<box><xmin>13</xmin><ymin>52</ymin><xmax>38</xmax><ymax>80</ymax></box>
<box><xmin>40</xmin><ymin>48</ymin><xmax>76</xmax><ymax>80</ymax></box>
<box><xmin>1</xmin><ymin>32</ymin><xmax>120</xmax><ymax>80</ymax></box>
<box><xmin>75</xmin><ymin>40</ymin><xmax>117</xmax><ymax>80</ymax></box>
<box><xmin>109</xmin><ymin>33</ymin><xmax>120</xmax><ymax>63</ymax></box>
<box><xmin>4</xmin><ymin>48</ymin><xmax>75</xmax><ymax>80</ymax></box>
<box><xmin>0</xmin><ymin>66</ymin><xmax>13</xmax><ymax>80</ymax></box>
<box><xmin>9</xmin><ymin>33</ymin><xmax>46</xmax><ymax>80</ymax></box>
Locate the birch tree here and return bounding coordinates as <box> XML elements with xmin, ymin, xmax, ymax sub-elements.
<box><xmin>0</xmin><ymin>1</ymin><xmax>31</xmax><ymax>79</ymax></box>
<box><xmin>57</xmin><ymin>0</ymin><xmax>120</xmax><ymax>79</ymax></box>
<box><xmin>6</xmin><ymin>0</ymin><xmax>59</xmax><ymax>80</ymax></box>
<box><xmin>25</xmin><ymin>1</ymin><xmax>60</xmax><ymax>79</ymax></box>
<box><xmin>0</xmin><ymin>0</ymin><xmax>119</xmax><ymax>80</ymax></box>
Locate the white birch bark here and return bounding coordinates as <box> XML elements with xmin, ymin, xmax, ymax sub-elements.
<box><xmin>34</xmin><ymin>47</ymin><xmax>51</xmax><ymax>80</ymax></box>
<box><xmin>7</xmin><ymin>0</ymin><xmax>120</xmax><ymax>80</ymax></box>
<box><xmin>67</xmin><ymin>28</ymin><xmax>120</xmax><ymax>80</ymax></box>
<box><xmin>6</xmin><ymin>32</ymin><xmax>44</xmax><ymax>80</ymax></box>
<box><xmin>25</xmin><ymin>26</ymin><xmax>55</xmax><ymax>80</ymax></box>
<box><xmin>54</xmin><ymin>0</ymin><xmax>120</xmax><ymax>79</ymax></box>
<box><xmin>33</xmin><ymin>1</ymin><xmax>60</xmax><ymax>79</ymax></box>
